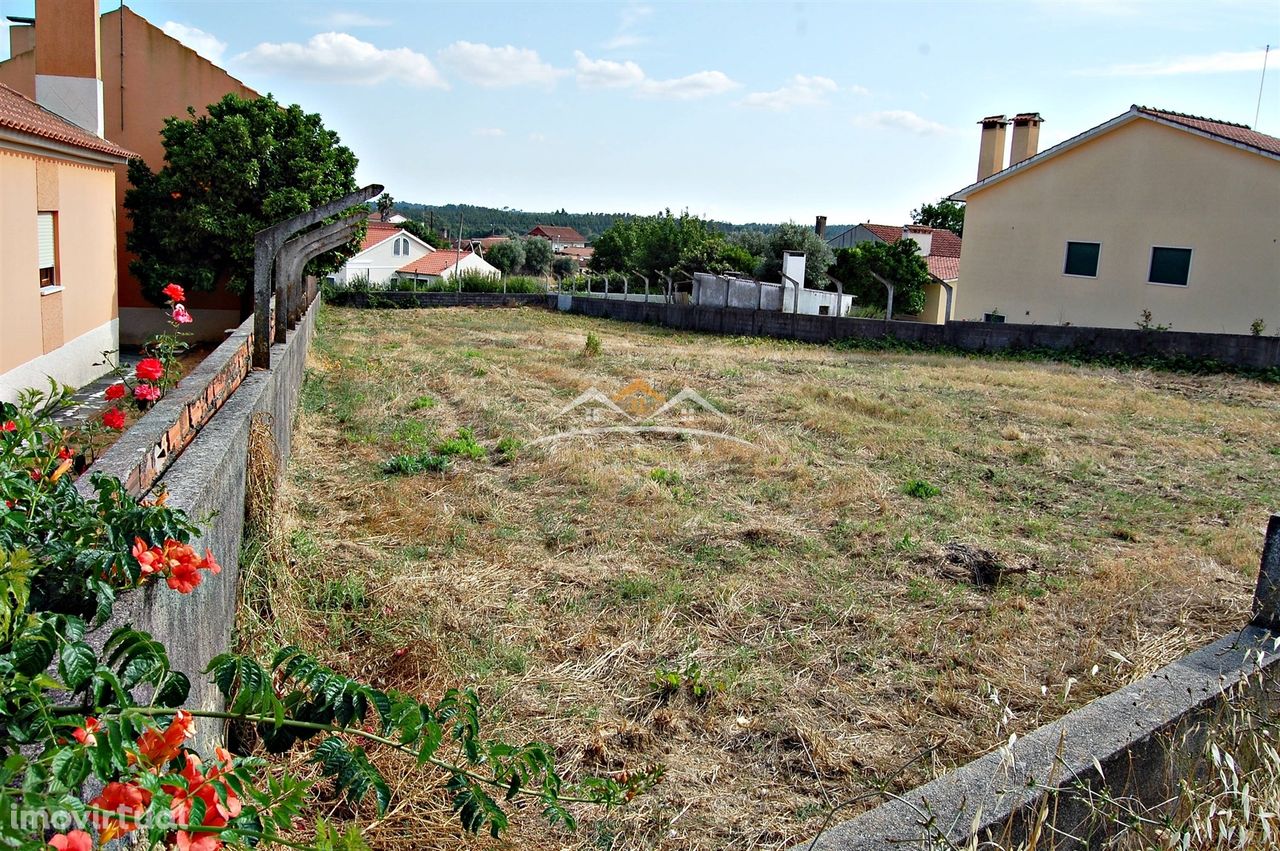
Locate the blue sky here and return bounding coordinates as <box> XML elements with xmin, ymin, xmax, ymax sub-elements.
<box><xmin>3</xmin><ymin>1</ymin><xmax>1277</xmax><ymax>226</ymax></box>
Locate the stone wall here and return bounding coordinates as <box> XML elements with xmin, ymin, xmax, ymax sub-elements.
<box><xmin>76</xmin><ymin>301</ymin><xmax>318</xmax><ymax>739</ymax></box>
<box><xmin>559</xmin><ymin>296</ymin><xmax>1279</xmax><ymax>370</ymax></box>
<box><xmin>328</xmin><ymin>291</ymin><xmax>547</xmax><ymax>309</ymax></box>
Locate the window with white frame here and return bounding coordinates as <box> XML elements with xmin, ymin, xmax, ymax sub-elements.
<box><xmin>1148</xmin><ymin>246</ymin><xmax>1192</xmax><ymax>286</ymax></box>
<box><xmin>37</xmin><ymin>212</ymin><xmax>57</xmax><ymax>289</ymax></box>
<box><xmin>1062</xmin><ymin>241</ymin><xmax>1100</xmax><ymax>278</ymax></box>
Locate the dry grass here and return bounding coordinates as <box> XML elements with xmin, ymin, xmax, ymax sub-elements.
<box><xmin>243</xmin><ymin>305</ymin><xmax>1280</xmax><ymax>850</ymax></box>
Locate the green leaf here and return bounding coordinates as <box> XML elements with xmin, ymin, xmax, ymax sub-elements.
<box><xmin>58</xmin><ymin>641</ymin><xmax>96</xmax><ymax>691</ymax></box>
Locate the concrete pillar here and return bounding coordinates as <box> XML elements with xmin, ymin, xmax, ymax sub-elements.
<box><xmin>1251</xmin><ymin>515</ymin><xmax>1280</xmax><ymax>630</ymax></box>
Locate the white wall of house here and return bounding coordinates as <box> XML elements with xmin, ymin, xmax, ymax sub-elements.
<box><xmin>335</xmin><ymin>233</ymin><xmax>433</xmax><ymax>286</ymax></box>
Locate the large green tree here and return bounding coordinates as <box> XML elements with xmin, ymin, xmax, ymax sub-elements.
<box><xmin>592</xmin><ymin>210</ymin><xmax>743</xmax><ymax>280</ymax></box>
<box><xmin>125</xmin><ymin>93</ymin><xmax>361</xmax><ymax>310</ymax></box>
<box><xmin>485</xmin><ymin>239</ymin><xmax>525</xmax><ymax>275</ymax></box>
<box><xmin>910</xmin><ymin>198</ymin><xmax>965</xmax><ymax>236</ymax></box>
<box><xmin>521</xmin><ymin>236</ymin><xmax>554</xmax><ymax>275</ymax></box>
<box><xmin>757</xmin><ymin>222</ymin><xmax>836</xmax><ymax>288</ymax></box>
<box><xmin>830</xmin><ymin>240</ymin><xmax>933</xmax><ymax>316</ymax></box>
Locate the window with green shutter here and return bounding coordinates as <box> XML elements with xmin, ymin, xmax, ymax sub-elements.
<box><xmin>1148</xmin><ymin>247</ymin><xmax>1192</xmax><ymax>286</ymax></box>
<box><xmin>1063</xmin><ymin>241</ymin><xmax>1101</xmax><ymax>277</ymax></box>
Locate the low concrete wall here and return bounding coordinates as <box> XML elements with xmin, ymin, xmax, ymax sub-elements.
<box><xmin>558</xmin><ymin>296</ymin><xmax>1280</xmax><ymax>371</ymax></box>
<box><xmin>793</xmin><ymin>517</ymin><xmax>1280</xmax><ymax>850</ymax></box>
<box><xmin>328</xmin><ymin>291</ymin><xmax>547</xmax><ymax>309</ymax></box>
<box><xmin>76</xmin><ymin>300</ymin><xmax>317</xmax><ymax>738</ymax></box>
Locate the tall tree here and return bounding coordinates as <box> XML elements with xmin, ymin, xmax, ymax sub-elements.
<box><xmin>125</xmin><ymin>93</ymin><xmax>360</xmax><ymax>311</ymax></box>
<box><xmin>758</xmin><ymin>222</ymin><xmax>836</xmax><ymax>288</ymax></box>
<box><xmin>485</xmin><ymin>239</ymin><xmax>525</xmax><ymax>275</ymax></box>
<box><xmin>910</xmin><ymin>198</ymin><xmax>965</xmax><ymax>237</ymax></box>
<box><xmin>521</xmin><ymin>236</ymin><xmax>554</xmax><ymax>275</ymax></box>
<box><xmin>377</xmin><ymin>192</ymin><xmax>395</xmax><ymax>220</ymax></box>
<box><xmin>830</xmin><ymin>240</ymin><xmax>933</xmax><ymax>315</ymax></box>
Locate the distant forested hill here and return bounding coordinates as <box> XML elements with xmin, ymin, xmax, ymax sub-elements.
<box><xmin>390</xmin><ymin>201</ymin><xmax>853</xmax><ymax>243</ymax></box>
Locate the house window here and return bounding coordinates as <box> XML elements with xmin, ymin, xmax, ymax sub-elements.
<box><xmin>37</xmin><ymin>212</ymin><xmax>57</xmax><ymax>289</ymax></box>
<box><xmin>1148</xmin><ymin>246</ymin><xmax>1192</xmax><ymax>286</ymax></box>
<box><xmin>393</xmin><ymin>238</ymin><xmax>401</xmax><ymax>256</ymax></box>
<box><xmin>983</xmin><ymin>312</ymin><xmax>1006</xmax><ymax>323</ymax></box>
<box><xmin>1063</xmin><ymin>241</ymin><xmax>1100</xmax><ymax>278</ymax></box>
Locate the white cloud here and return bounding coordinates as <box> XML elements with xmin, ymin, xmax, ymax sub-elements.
<box><xmin>161</xmin><ymin>21</ymin><xmax>227</xmax><ymax>64</ymax></box>
<box><xmin>602</xmin><ymin>34</ymin><xmax>647</xmax><ymax>50</ymax></box>
<box><xmin>574</xmin><ymin>51</ymin><xmax>646</xmax><ymax>88</ymax></box>
<box><xmin>604</xmin><ymin>4</ymin><xmax>652</xmax><ymax>50</ymax></box>
<box><xmin>319</xmin><ymin>11</ymin><xmax>391</xmax><ymax>28</ymax></box>
<box><xmin>473</xmin><ymin>127</ymin><xmax>505</xmax><ymax>137</ymax></box>
<box><xmin>529</xmin><ymin>132</ymin><xmax>548</xmax><ymax>143</ymax></box>
<box><xmin>1077</xmin><ymin>49</ymin><xmax>1269</xmax><ymax>77</ymax></box>
<box><xmin>236</xmin><ymin>32</ymin><xmax>447</xmax><ymax>88</ymax></box>
<box><xmin>437</xmin><ymin>41</ymin><xmax>564</xmax><ymax>88</ymax></box>
<box><xmin>740</xmin><ymin>74</ymin><xmax>840</xmax><ymax>111</ymax></box>
<box><xmin>637</xmin><ymin>71</ymin><xmax>739</xmax><ymax>100</ymax></box>
<box><xmin>854</xmin><ymin>110</ymin><xmax>954</xmax><ymax>136</ymax></box>
<box><xmin>572</xmin><ymin>52</ymin><xmax>737</xmax><ymax>100</ymax></box>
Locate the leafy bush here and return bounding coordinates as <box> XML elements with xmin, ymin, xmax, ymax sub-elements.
<box><xmin>903</xmin><ymin>479</ymin><xmax>941</xmax><ymax>499</ymax></box>
<box><xmin>583</xmin><ymin>332</ymin><xmax>602</xmax><ymax>358</ymax></box>
<box><xmin>382</xmin><ymin>451</ymin><xmax>451</xmax><ymax>475</ymax></box>
<box><xmin>435</xmin><ymin>427</ymin><xmax>486</xmax><ymax>460</ymax></box>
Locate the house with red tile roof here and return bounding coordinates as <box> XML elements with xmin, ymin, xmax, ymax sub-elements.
<box><xmin>948</xmin><ymin>106</ymin><xmax>1279</xmax><ymax>334</ymax></box>
<box><xmin>827</xmin><ymin>222</ymin><xmax>962</xmax><ymax>323</ymax></box>
<box><xmin>332</xmin><ymin>221</ymin><xmax>436</xmax><ymax>287</ymax></box>
<box><xmin>0</xmin><ymin>82</ymin><xmax>135</xmax><ymax>400</ymax></box>
<box><xmin>396</xmin><ymin>250</ymin><xmax>500</xmax><ymax>284</ymax></box>
<box><xmin>527</xmin><ymin>225</ymin><xmax>586</xmax><ymax>249</ymax></box>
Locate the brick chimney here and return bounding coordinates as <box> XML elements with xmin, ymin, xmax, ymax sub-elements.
<box><xmin>976</xmin><ymin>114</ymin><xmax>1008</xmax><ymax>181</ymax></box>
<box><xmin>1009</xmin><ymin>112</ymin><xmax>1043</xmax><ymax>166</ymax></box>
<box><xmin>33</xmin><ymin>0</ymin><xmax>104</xmax><ymax>137</ymax></box>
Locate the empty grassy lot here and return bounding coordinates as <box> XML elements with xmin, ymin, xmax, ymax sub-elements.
<box><xmin>245</xmin><ymin>304</ymin><xmax>1280</xmax><ymax>850</ymax></box>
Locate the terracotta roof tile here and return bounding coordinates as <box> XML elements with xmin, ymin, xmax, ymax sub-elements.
<box><xmin>1136</xmin><ymin>106</ymin><xmax>1280</xmax><ymax>157</ymax></box>
<box><xmin>359</xmin><ymin>221</ymin><xmax>405</xmax><ymax>251</ymax></box>
<box><xmin>528</xmin><ymin>225</ymin><xmax>586</xmax><ymax>242</ymax></box>
<box><xmin>557</xmin><ymin>246</ymin><xmax>594</xmax><ymax>259</ymax></box>
<box><xmin>860</xmin><ymin>223</ymin><xmax>963</xmax><ymax>258</ymax></box>
<box><xmin>0</xmin><ymin>84</ymin><xmax>135</xmax><ymax>159</ymax></box>
<box><xmin>926</xmin><ymin>255</ymin><xmax>960</xmax><ymax>281</ymax></box>
<box><xmin>398</xmin><ymin>251</ymin><xmax>470</xmax><ymax>276</ymax></box>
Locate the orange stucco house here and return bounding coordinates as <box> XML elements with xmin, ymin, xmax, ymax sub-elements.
<box><xmin>0</xmin><ymin>0</ymin><xmax>259</xmax><ymax>345</ymax></box>
<box><xmin>0</xmin><ymin>73</ymin><xmax>133</xmax><ymax>400</ymax></box>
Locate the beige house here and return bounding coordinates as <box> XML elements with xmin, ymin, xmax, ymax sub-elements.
<box><xmin>1</xmin><ymin>0</ymin><xmax>260</xmax><ymax>344</ymax></box>
<box><xmin>0</xmin><ymin>19</ymin><xmax>133</xmax><ymax>401</ymax></box>
<box><xmin>949</xmin><ymin>108</ymin><xmax>1280</xmax><ymax>334</ymax></box>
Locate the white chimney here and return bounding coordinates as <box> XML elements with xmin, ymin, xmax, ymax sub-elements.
<box><xmin>903</xmin><ymin>226</ymin><xmax>932</xmax><ymax>256</ymax></box>
<box><xmin>34</xmin><ymin>0</ymin><xmax>104</xmax><ymax>137</ymax></box>
<box><xmin>781</xmin><ymin>251</ymin><xmax>807</xmax><ymax>289</ymax></box>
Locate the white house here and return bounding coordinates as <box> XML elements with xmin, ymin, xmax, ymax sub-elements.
<box><xmin>396</xmin><ymin>250</ymin><xmax>501</xmax><ymax>284</ymax></box>
<box><xmin>333</xmin><ymin>222</ymin><xmax>434</xmax><ymax>286</ymax></box>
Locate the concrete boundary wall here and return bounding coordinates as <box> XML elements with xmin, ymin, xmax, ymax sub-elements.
<box><xmin>559</xmin><ymin>296</ymin><xmax>1280</xmax><ymax>370</ymax></box>
<box><xmin>75</xmin><ymin>301</ymin><xmax>318</xmax><ymax>734</ymax></box>
<box><xmin>329</xmin><ymin>291</ymin><xmax>547</xmax><ymax>309</ymax></box>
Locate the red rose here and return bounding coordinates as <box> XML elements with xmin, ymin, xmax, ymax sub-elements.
<box><xmin>102</xmin><ymin>408</ymin><xmax>126</xmax><ymax>430</ymax></box>
<box><xmin>105</xmin><ymin>382</ymin><xmax>127</xmax><ymax>401</ymax></box>
<box><xmin>134</xmin><ymin>383</ymin><xmax>162</xmax><ymax>402</ymax></box>
<box><xmin>135</xmin><ymin>358</ymin><xmax>164</xmax><ymax>382</ymax></box>
<box><xmin>162</xmin><ymin>283</ymin><xmax>186</xmax><ymax>303</ymax></box>
<box><xmin>0</xmin><ymin>420</ymin><xmax>15</xmax><ymax>432</ymax></box>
